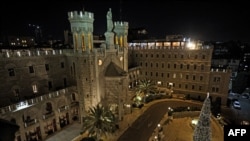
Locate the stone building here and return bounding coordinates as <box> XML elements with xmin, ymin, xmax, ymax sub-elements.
<box><xmin>0</xmin><ymin>9</ymin><xmax>129</xmax><ymax>141</ymax></box>
<box><xmin>128</xmin><ymin>39</ymin><xmax>231</xmax><ymax>105</ymax></box>
<box><xmin>0</xmin><ymin>8</ymin><xmax>232</xmax><ymax>141</ymax></box>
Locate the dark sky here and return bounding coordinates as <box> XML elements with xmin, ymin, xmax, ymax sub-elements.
<box><xmin>1</xmin><ymin>0</ymin><xmax>250</xmax><ymax>42</ymax></box>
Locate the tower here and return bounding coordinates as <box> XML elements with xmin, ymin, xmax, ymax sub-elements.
<box><xmin>68</xmin><ymin>10</ymin><xmax>94</xmax><ymax>52</ymax></box>
<box><xmin>67</xmin><ymin>8</ymin><xmax>130</xmax><ymax>123</ymax></box>
<box><xmin>114</xmin><ymin>21</ymin><xmax>129</xmax><ymax>71</ymax></box>
<box><xmin>68</xmin><ymin>10</ymin><xmax>97</xmax><ymax>123</ymax></box>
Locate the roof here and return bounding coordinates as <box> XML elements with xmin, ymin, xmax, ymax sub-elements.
<box><xmin>105</xmin><ymin>62</ymin><xmax>127</xmax><ymax>77</ymax></box>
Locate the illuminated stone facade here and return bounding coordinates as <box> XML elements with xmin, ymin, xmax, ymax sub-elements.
<box><xmin>0</xmin><ymin>9</ymin><xmax>129</xmax><ymax>141</ymax></box>
<box><xmin>0</xmin><ymin>8</ymin><xmax>231</xmax><ymax>141</ymax></box>
<box><xmin>128</xmin><ymin>39</ymin><xmax>231</xmax><ymax>105</ymax></box>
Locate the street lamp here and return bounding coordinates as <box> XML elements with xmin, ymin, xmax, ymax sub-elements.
<box><xmin>154</xmin><ymin>135</ymin><xmax>158</xmax><ymax>141</ymax></box>
<box><xmin>168</xmin><ymin>107</ymin><xmax>173</xmax><ymax>117</ymax></box>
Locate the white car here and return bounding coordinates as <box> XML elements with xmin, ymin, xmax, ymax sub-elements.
<box><xmin>233</xmin><ymin>101</ymin><xmax>241</xmax><ymax>109</ymax></box>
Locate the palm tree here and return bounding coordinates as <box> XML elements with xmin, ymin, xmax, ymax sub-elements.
<box><xmin>133</xmin><ymin>79</ymin><xmax>156</xmax><ymax>106</ymax></box>
<box><xmin>82</xmin><ymin>104</ymin><xmax>117</xmax><ymax>141</ymax></box>
<box><xmin>136</xmin><ymin>79</ymin><xmax>156</xmax><ymax>95</ymax></box>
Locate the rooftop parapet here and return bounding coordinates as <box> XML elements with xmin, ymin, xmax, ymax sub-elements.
<box><xmin>128</xmin><ymin>44</ymin><xmax>212</xmax><ymax>50</ymax></box>
<box><xmin>0</xmin><ymin>49</ymin><xmax>64</xmax><ymax>58</ymax></box>
<box><xmin>210</xmin><ymin>68</ymin><xmax>231</xmax><ymax>73</ymax></box>
<box><xmin>0</xmin><ymin>48</ymin><xmax>125</xmax><ymax>58</ymax></box>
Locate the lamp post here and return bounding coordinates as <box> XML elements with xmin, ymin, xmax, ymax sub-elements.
<box><xmin>168</xmin><ymin>107</ymin><xmax>173</xmax><ymax>117</ymax></box>
<box><xmin>154</xmin><ymin>135</ymin><xmax>158</xmax><ymax>141</ymax></box>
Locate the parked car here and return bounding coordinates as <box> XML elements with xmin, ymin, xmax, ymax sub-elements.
<box><xmin>233</xmin><ymin>101</ymin><xmax>241</xmax><ymax>109</ymax></box>
<box><xmin>241</xmin><ymin>93</ymin><xmax>249</xmax><ymax>99</ymax></box>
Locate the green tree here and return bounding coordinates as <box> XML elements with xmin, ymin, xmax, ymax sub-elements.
<box><xmin>136</xmin><ymin>79</ymin><xmax>156</xmax><ymax>95</ymax></box>
<box><xmin>133</xmin><ymin>79</ymin><xmax>156</xmax><ymax>105</ymax></box>
<box><xmin>82</xmin><ymin>104</ymin><xmax>117</xmax><ymax>141</ymax></box>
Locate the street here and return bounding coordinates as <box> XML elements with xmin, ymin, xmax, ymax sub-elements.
<box><xmin>117</xmin><ymin>100</ymin><xmax>202</xmax><ymax>141</ymax></box>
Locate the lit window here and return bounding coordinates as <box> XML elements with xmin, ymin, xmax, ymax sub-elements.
<box><xmin>98</xmin><ymin>59</ymin><xmax>102</xmax><ymax>65</ymax></box>
<box><xmin>173</xmin><ymin>73</ymin><xmax>176</xmax><ymax>78</ymax></box>
<box><xmin>32</xmin><ymin>84</ymin><xmax>38</xmax><ymax>93</ymax></box>
<box><xmin>120</xmin><ymin>57</ymin><xmax>123</xmax><ymax>61</ymax></box>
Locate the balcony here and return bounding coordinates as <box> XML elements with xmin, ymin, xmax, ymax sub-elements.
<box><xmin>43</xmin><ymin>112</ymin><xmax>55</xmax><ymax>120</ymax></box>
<box><xmin>58</xmin><ymin>105</ymin><xmax>69</xmax><ymax>113</ymax></box>
<box><xmin>70</xmin><ymin>101</ymin><xmax>79</xmax><ymax>107</ymax></box>
<box><xmin>24</xmin><ymin>119</ymin><xmax>38</xmax><ymax>128</ymax></box>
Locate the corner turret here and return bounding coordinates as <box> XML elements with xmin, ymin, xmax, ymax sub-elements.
<box><xmin>114</xmin><ymin>21</ymin><xmax>129</xmax><ymax>48</ymax></box>
<box><xmin>68</xmin><ymin>10</ymin><xmax>94</xmax><ymax>52</ymax></box>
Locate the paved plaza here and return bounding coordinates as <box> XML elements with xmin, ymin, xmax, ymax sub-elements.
<box><xmin>156</xmin><ymin>117</ymin><xmax>223</xmax><ymax>141</ymax></box>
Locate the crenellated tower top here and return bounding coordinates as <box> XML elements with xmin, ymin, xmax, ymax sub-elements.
<box><xmin>68</xmin><ymin>10</ymin><xmax>94</xmax><ymax>52</ymax></box>
<box><xmin>68</xmin><ymin>10</ymin><xmax>94</xmax><ymax>22</ymax></box>
<box><xmin>114</xmin><ymin>21</ymin><xmax>129</xmax><ymax>48</ymax></box>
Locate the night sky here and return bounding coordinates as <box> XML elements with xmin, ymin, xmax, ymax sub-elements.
<box><xmin>1</xmin><ymin>0</ymin><xmax>250</xmax><ymax>42</ymax></box>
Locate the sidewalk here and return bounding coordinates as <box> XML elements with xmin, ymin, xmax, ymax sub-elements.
<box><xmin>45</xmin><ymin>123</ymin><xmax>82</xmax><ymax>141</ymax></box>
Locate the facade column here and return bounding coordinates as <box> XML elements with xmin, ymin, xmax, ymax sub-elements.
<box><xmin>39</xmin><ymin>119</ymin><xmax>46</xmax><ymax>140</ymax></box>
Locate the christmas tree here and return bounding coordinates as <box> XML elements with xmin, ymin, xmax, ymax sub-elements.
<box><xmin>193</xmin><ymin>92</ymin><xmax>211</xmax><ymax>141</ymax></box>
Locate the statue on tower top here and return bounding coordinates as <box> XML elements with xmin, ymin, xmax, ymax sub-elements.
<box><xmin>107</xmin><ymin>8</ymin><xmax>114</xmax><ymax>32</ymax></box>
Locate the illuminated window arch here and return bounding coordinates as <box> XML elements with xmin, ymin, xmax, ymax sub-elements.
<box><xmin>82</xmin><ymin>34</ymin><xmax>85</xmax><ymax>51</ymax></box>
<box><xmin>119</xmin><ymin>36</ymin><xmax>123</xmax><ymax>47</ymax></box>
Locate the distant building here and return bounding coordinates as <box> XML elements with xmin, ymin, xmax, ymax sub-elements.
<box><xmin>7</xmin><ymin>36</ymin><xmax>35</xmax><ymax>48</ymax></box>
<box><xmin>238</xmin><ymin>53</ymin><xmax>250</xmax><ymax>72</ymax></box>
<box><xmin>128</xmin><ymin>27</ymin><xmax>148</xmax><ymax>42</ymax></box>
